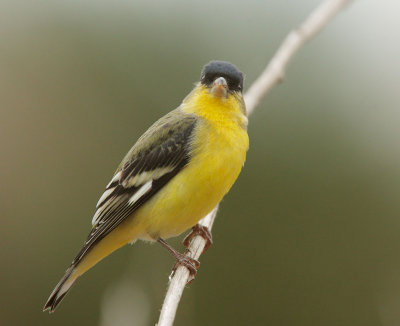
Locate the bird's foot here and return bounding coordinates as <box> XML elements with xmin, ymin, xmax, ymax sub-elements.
<box><xmin>183</xmin><ymin>224</ymin><xmax>213</xmax><ymax>254</ymax></box>
<box><xmin>158</xmin><ymin>238</ymin><xmax>200</xmax><ymax>285</ymax></box>
<box><xmin>169</xmin><ymin>252</ymin><xmax>200</xmax><ymax>285</ymax></box>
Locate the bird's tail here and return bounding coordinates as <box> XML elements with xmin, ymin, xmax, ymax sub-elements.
<box><xmin>43</xmin><ymin>265</ymin><xmax>78</xmax><ymax>313</ymax></box>
<box><xmin>43</xmin><ymin>224</ymin><xmax>138</xmax><ymax>312</ymax></box>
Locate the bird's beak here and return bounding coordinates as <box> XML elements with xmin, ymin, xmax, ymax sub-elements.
<box><xmin>210</xmin><ymin>77</ymin><xmax>228</xmax><ymax>98</ymax></box>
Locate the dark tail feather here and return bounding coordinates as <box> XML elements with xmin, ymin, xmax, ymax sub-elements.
<box><xmin>43</xmin><ymin>266</ymin><xmax>77</xmax><ymax>313</ymax></box>
<box><xmin>43</xmin><ymin>231</ymin><xmax>100</xmax><ymax>313</ymax></box>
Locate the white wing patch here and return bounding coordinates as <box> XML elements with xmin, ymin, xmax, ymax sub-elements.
<box><xmin>96</xmin><ymin>188</ymin><xmax>114</xmax><ymax>208</ymax></box>
<box><xmin>91</xmin><ymin>180</ymin><xmax>153</xmax><ymax>226</ymax></box>
<box><xmin>122</xmin><ymin>167</ymin><xmax>174</xmax><ymax>188</ymax></box>
<box><xmin>128</xmin><ymin>180</ymin><xmax>152</xmax><ymax>205</ymax></box>
<box><xmin>91</xmin><ymin>167</ymin><xmax>166</xmax><ymax>226</ymax></box>
<box><xmin>106</xmin><ymin>171</ymin><xmax>121</xmax><ymax>188</ymax></box>
<box><xmin>91</xmin><ymin>208</ymin><xmax>102</xmax><ymax>226</ymax></box>
<box><xmin>91</xmin><ymin>172</ymin><xmax>122</xmax><ymax>225</ymax></box>
<box><xmin>92</xmin><ymin>195</ymin><xmax>119</xmax><ymax>225</ymax></box>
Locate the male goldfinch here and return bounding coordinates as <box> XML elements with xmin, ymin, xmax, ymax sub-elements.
<box><xmin>44</xmin><ymin>61</ymin><xmax>249</xmax><ymax>312</ymax></box>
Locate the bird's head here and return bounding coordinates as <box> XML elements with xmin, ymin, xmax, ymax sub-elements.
<box><xmin>200</xmin><ymin>61</ymin><xmax>244</xmax><ymax>99</ymax></box>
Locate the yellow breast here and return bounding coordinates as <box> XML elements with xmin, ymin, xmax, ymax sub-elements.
<box><xmin>130</xmin><ymin>86</ymin><xmax>249</xmax><ymax>239</ymax></box>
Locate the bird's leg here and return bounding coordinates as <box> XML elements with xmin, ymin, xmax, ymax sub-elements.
<box><xmin>157</xmin><ymin>238</ymin><xmax>200</xmax><ymax>278</ymax></box>
<box><xmin>183</xmin><ymin>224</ymin><xmax>213</xmax><ymax>254</ymax></box>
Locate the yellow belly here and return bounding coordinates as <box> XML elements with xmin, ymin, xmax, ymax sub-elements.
<box><xmin>132</xmin><ymin>118</ymin><xmax>248</xmax><ymax>239</ymax></box>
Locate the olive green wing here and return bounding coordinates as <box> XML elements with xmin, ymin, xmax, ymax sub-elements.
<box><xmin>72</xmin><ymin>109</ymin><xmax>197</xmax><ymax>264</ymax></box>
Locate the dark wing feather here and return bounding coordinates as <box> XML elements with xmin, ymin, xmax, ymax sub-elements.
<box><xmin>72</xmin><ymin>111</ymin><xmax>197</xmax><ymax>265</ymax></box>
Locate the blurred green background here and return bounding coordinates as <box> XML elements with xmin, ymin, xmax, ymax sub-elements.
<box><xmin>1</xmin><ymin>0</ymin><xmax>400</xmax><ymax>325</ymax></box>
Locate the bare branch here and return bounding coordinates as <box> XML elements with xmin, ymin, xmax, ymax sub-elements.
<box><xmin>157</xmin><ymin>0</ymin><xmax>354</xmax><ymax>325</ymax></box>
<box><xmin>245</xmin><ymin>0</ymin><xmax>353</xmax><ymax>114</ymax></box>
<box><xmin>157</xmin><ymin>208</ymin><xmax>218</xmax><ymax>326</ymax></box>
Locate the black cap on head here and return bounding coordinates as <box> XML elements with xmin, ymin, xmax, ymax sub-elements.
<box><xmin>200</xmin><ymin>61</ymin><xmax>244</xmax><ymax>92</ymax></box>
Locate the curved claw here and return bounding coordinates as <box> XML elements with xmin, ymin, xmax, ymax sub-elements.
<box><xmin>183</xmin><ymin>224</ymin><xmax>213</xmax><ymax>254</ymax></box>
<box><xmin>172</xmin><ymin>253</ymin><xmax>200</xmax><ymax>277</ymax></box>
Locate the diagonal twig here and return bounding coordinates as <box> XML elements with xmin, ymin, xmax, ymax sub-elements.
<box><xmin>157</xmin><ymin>1</ymin><xmax>355</xmax><ymax>325</ymax></box>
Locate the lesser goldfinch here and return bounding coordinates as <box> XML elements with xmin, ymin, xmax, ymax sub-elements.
<box><xmin>44</xmin><ymin>61</ymin><xmax>248</xmax><ymax>312</ymax></box>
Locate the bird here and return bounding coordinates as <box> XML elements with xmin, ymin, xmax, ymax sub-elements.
<box><xmin>43</xmin><ymin>60</ymin><xmax>249</xmax><ymax>312</ymax></box>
